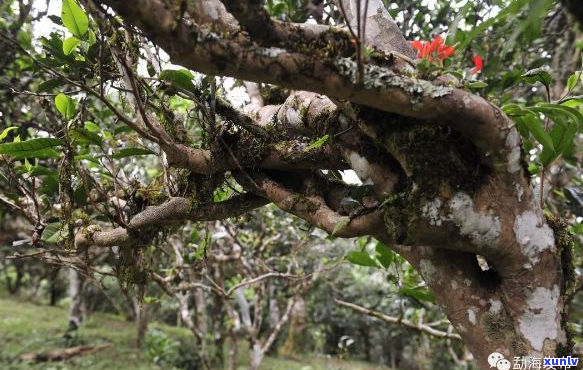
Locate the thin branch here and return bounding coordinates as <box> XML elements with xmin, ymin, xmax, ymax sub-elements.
<box><xmin>334</xmin><ymin>298</ymin><xmax>462</xmax><ymax>340</ymax></box>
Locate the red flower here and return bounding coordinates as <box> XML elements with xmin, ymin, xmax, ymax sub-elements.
<box><xmin>410</xmin><ymin>36</ymin><xmax>455</xmax><ymax>62</ymax></box>
<box><xmin>471</xmin><ymin>55</ymin><xmax>484</xmax><ymax>74</ymax></box>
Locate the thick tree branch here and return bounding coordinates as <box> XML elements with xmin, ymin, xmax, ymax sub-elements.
<box><xmin>75</xmin><ymin>194</ymin><xmax>268</xmax><ymax>249</ymax></box>
<box><xmin>187</xmin><ymin>0</ymin><xmax>239</xmax><ymax>32</ymax></box>
<box><xmin>165</xmin><ymin>139</ymin><xmax>348</xmax><ymax>174</ymax></box>
<box><xmin>237</xmin><ymin>171</ymin><xmax>384</xmax><ymax>237</ymax></box>
<box><xmin>93</xmin><ymin>2</ymin><xmax>517</xmax><ymax>171</ymax></box>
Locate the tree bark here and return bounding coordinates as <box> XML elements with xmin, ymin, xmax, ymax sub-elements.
<box><xmin>279</xmin><ymin>295</ymin><xmax>308</xmax><ymax>357</ymax></box>
<box><xmin>135</xmin><ymin>298</ymin><xmax>148</xmax><ymax>348</ymax></box>
<box><xmin>68</xmin><ymin>268</ymin><xmax>86</xmax><ymax>331</ymax></box>
<box><xmin>87</xmin><ymin>1</ymin><xmax>576</xmax><ymax>368</ymax></box>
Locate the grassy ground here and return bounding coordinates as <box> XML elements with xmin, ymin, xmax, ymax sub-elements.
<box><xmin>0</xmin><ymin>297</ymin><xmax>393</xmax><ymax>370</ymax></box>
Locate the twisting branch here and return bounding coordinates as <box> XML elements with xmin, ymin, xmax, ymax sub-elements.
<box><xmin>90</xmin><ymin>3</ymin><xmax>518</xmax><ymax>171</ymax></box>
<box><xmin>236</xmin><ymin>171</ymin><xmax>385</xmax><ymax>238</ymax></box>
<box><xmin>334</xmin><ymin>298</ymin><xmax>462</xmax><ymax>341</ymax></box>
<box><xmin>74</xmin><ymin>194</ymin><xmax>269</xmax><ymax>249</ymax></box>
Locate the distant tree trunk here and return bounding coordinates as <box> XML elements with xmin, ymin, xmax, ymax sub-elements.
<box><xmin>5</xmin><ymin>262</ymin><xmax>23</xmax><ymax>295</ymax></box>
<box><xmin>194</xmin><ymin>287</ymin><xmax>208</xmax><ymax>333</ymax></box>
<box><xmin>49</xmin><ymin>267</ymin><xmax>61</xmax><ymax>306</ymax></box>
<box><xmin>120</xmin><ymin>286</ymin><xmax>136</xmax><ymax>321</ymax></box>
<box><xmin>227</xmin><ymin>327</ymin><xmax>238</xmax><ymax>370</ymax></box>
<box><xmin>267</xmin><ymin>282</ymin><xmax>280</xmax><ymax>329</ymax></box>
<box><xmin>279</xmin><ymin>295</ymin><xmax>308</xmax><ymax>357</ymax></box>
<box><xmin>135</xmin><ymin>291</ymin><xmax>148</xmax><ymax>348</ymax></box>
<box><xmin>68</xmin><ymin>268</ymin><xmax>86</xmax><ymax>331</ymax></box>
<box><xmin>249</xmin><ymin>343</ymin><xmax>264</xmax><ymax>370</ymax></box>
<box><xmin>359</xmin><ymin>325</ymin><xmax>372</xmax><ymax>362</ymax></box>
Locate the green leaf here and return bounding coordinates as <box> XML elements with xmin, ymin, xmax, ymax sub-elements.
<box><xmin>532</xmin><ymin>103</ymin><xmax>583</xmax><ymax>128</ymax></box>
<box><xmin>61</xmin><ymin>0</ymin><xmax>88</xmax><ymax>38</ymax></box>
<box><xmin>84</xmin><ymin>121</ymin><xmax>100</xmax><ymax>132</ymax></box>
<box><xmin>346</xmin><ymin>250</ymin><xmax>377</xmax><ymax>267</ymax></box>
<box><xmin>39</xmin><ymin>33</ymin><xmax>75</xmax><ymax>66</ymax></box>
<box><xmin>62</xmin><ymin>36</ymin><xmax>81</xmax><ymax>55</ymax></box>
<box><xmin>70</xmin><ymin>128</ymin><xmax>103</xmax><ymax>146</ymax></box>
<box><xmin>459</xmin><ymin>0</ymin><xmax>531</xmax><ymax>49</ymax></box>
<box><xmin>0</xmin><ymin>126</ymin><xmax>17</xmax><ymax>142</ymax></box>
<box><xmin>15</xmin><ymin>165</ymin><xmax>57</xmax><ymax>177</ymax></box>
<box><xmin>567</xmin><ymin>71</ymin><xmax>581</xmax><ymax>93</ymax></box>
<box><xmin>305</xmin><ymin>134</ymin><xmax>329</xmax><ymax>151</ymax></box>
<box><xmin>551</xmin><ymin>121</ymin><xmax>577</xmax><ymax>155</ymax></box>
<box><xmin>331</xmin><ymin>217</ymin><xmax>350</xmax><ymax>236</ymax></box>
<box><xmin>399</xmin><ymin>287</ymin><xmax>435</xmax><ymax>303</ymax></box>
<box><xmin>113</xmin><ymin>148</ymin><xmax>155</xmax><ymax>159</ymax></box>
<box><xmin>522</xmin><ymin>68</ymin><xmax>552</xmax><ymax>88</ymax></box>
<box><xmin>468</xmin><ymin>81</ymin><xmax>488</xmax><ymax>89</ymax></box>
<box><xmin>41</xmin><ymin>222</ymin><xmax>65</xmax><ymax>244</ymax></box>
<box><xmin>500</xmin><ymin>69</ymin><xmax>524</xmax><ymax>90</ymax></box>
<box><xmin>160</xmin><ymin>69</ymin><xmax>197</xmax><ymax>94</ymax></box>
<box><xmin>0</xmin><ymin>138</ymin><xmax>63</xmax><ymax>159</ymax></box>
<box><xmin>541</xmin><ymin>120</ymin><xmax>577</xmax><ymax>166</ymax></box>
<box><xmin>38</xmin><ymin>79</ymin><xmax>63</xmax><ymax>93</ymax></box>
<box><xmin>88</xmin><ymin>29</ymin><xmax>97</xmax><ymax>46</ymax></box>
<box><xmin>375</xmin><ymin>242</ymin><xmax>394</xmax><ymax>269</ymax></box>
<box><xmin>54</xmin><ymin>93</ymin><xmax>76</xmax><ymax>119</ymax></box>
<box><xmin>522</xmin><ymin>115</ymin><xmax>553</xmax><ymax>152</ymax></box>
<box><xmin>502</xmin><ymin>103</ymin><xmax>526</xmax><ymax>116</ymax></box>
<box><xmin>75</xmin><ymin>153</ymin><xmax>100</xmax><ymax>164</ymax></box>
<box><xmin>113</xmin><ymin>125</ymin><xmax>134</xmax><ymax>135</ymax></box>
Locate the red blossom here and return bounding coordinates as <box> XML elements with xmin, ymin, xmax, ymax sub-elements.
<box><xmin>410</xmin><ymin>36</ymin><xmax>455</xmax><ymax>62</ymax></box>
<box><xmin>472</xmin><ymin>55</ymin><xmax>484</xmax><ymax>74</ymax></box>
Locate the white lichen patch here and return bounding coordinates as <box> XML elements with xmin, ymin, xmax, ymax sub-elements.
<box><xmin>489</xmin><ymin>299</ymin><xmax>502</xmax><ymax>313</ymax></box>
<box><xmin>518</xmin><ymin>286</ymin><xmax>560</xmax><ymax>352</ymax></box>
<box><xmin>202</xmin><ymin>4</ymin><xmax>218</xmax><ymax>19</ymax></box>
<box><xmin>513</xmin><ymin>211</ymin><xmax>555</xmax><ymax>264</ymax></box>
<box><xmin>505</xmin><ymin>129</ymin><xmax>522</xmax><ymax>173</ymax></box>
<box><xmin>447</xmin><ymin>192</ymin><xmax>501</xmax><ymax>248</ymax></box>
<box><xmin>419</xmin><ymin>259</ymin><xmax>437</xmax><ymax>285</ymax></box>
<box><xmin>507</xmin><ymin>147</ymin><xmax>522</xmax><ymax>173</ymax></box>
<box><xmin>347</xmin><ymin>151</ymin><xmax>371</xmax><ymax>181</ymax></box>
<box><xmin>506</xmin><ymin>130</ymin><xmax>520</xmax><ymax>148</ymax></box>
<box><xmin>467</xmin><ymin>308</ymin><xmax>477</xmax><ymax>325</ymax></box>
<box><xmin>464</xmin><ymin>278</ymin><xmax>472</xmax><ymax>287</ymax></box>
<box><xmin>515</xmin><ymin>183</ymin><xmax>524</xmax><ymax>202</ymax></box>
<box><xmin>285</xmin><ymin>108</ymin><xmax>302</xmax><ymax>127</ymax></box>
<box><xmin>254</xmin><ymin>47</ymin><xmax>285</xmax><ymax>58</ymax></box>
<box><xmin>451</xmin><ymin>280</ymin><xmax>458</xmax><ymax>290</ymax></box>
<box><xmin>422</xmin><ymin>198</ymin><xmax>443</xmax><ymax>226</ymax></box>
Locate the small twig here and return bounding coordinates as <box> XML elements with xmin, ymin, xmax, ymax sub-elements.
<box><xmin>335</xmin><ymin>298</ymin><xmax>462</xmax><ymax>340</ymax></box>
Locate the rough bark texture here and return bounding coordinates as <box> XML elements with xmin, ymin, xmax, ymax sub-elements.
<box><xmin>83</xmin><ymin>1</ymin><xmax>575</xmax><ymax>368</ymax></box>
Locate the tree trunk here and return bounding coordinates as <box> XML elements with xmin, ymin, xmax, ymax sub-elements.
<box><xmin>228</xmin><ymin>328</ymin><xmax>238</xmax><ymax>370</ymax></box>
<box><xmin>5</xmin><ymin>262</ymin><xmax>24</xmax><ymax>295</ymax></box>
<box><xmin>279</xmin><ymin>295</ymin><xmax>307</xmax><ymax>357</ymax></box>
<box><xmin>68</xmin><ymin>268</ymin><xmax>86</xmax><ymax>331</ymax></box>
<box><xmin>135</xmin><ymin>298</ymin><xmax>148</xmax><ymax>348</ymax></box>
<box><xmin>194</xmin><ymin>287</ymin><xmax>208</xmax><ymax>333</ymax></box>
<box><xmin>248</xmin><ymin>342</ymin><xmax>264</xmax><ymax>370</ymax></box>
<box><xmin>49</xmin><ymin>267</ymin><xmax>61</xmax><ymax>306</ymax></box>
